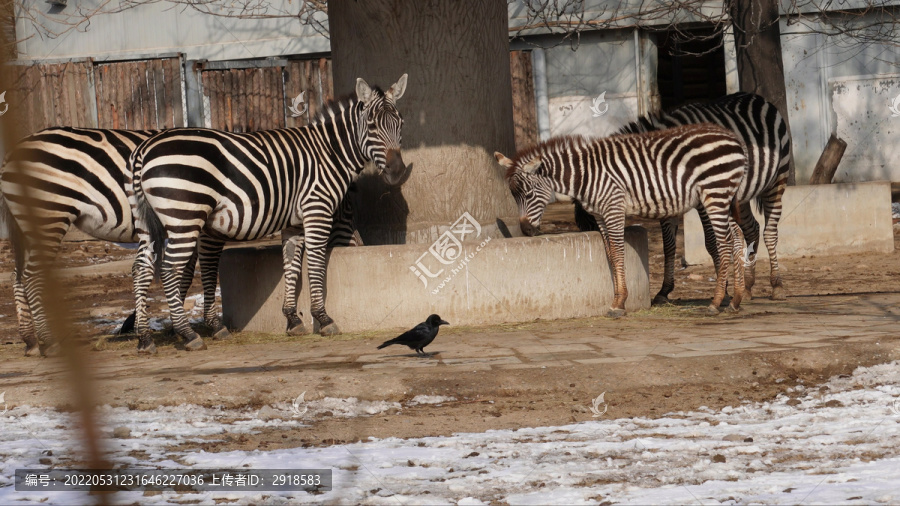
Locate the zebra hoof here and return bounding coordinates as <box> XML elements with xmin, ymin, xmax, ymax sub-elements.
<box><xmin>319</xmin><ymin>323</ymin><xmax>341</xmax><ymax>336</ymax></box>
<box><xmin>137</xmin><ymin>343</ymin><xmax>157</xmax><ymax>355</ymax></box>
<box><xmin>286</xmin><ymin>323</ymin><xmax>309</xmax><ymax>336</ymax></box>
<box><xmin>705</xmin><ymin>305</ymin><xmax>721</xmax><ymax>316</ymax></box>
<box><xmin>725</xmin><ymin>303</ymin><xmax>741</xmax><ymax>314</ymax></box>
<box><xmin>183</xmin><ymin>337</ymin><xmax>207</xmax><ymax>351</ymax></box>
<box><xmin>651</xmin><ymin>295</ymin><xmax>670</xmax><ymax>306</ymax></box>
<box><xmin>24</xmin><ymin>344</ymin><xmax>41</xmax><ymax>357</ymax></box>
<box><xmin>771</xmin><ymin>286</ymin><xmax>786</xmax><ymax>301</ymax></box>
<box><xmin>213</xmin><ymin>327</ymin><xmax>231</xmax><ymax>340</ymax></box>
<box><xmin>744</xmin><ymin>287</ymin><xmax>753</xmax><ymax>301</ymax></box>
<box><xmin>41</xmin><ymin>343</ymin><xmax>60</xmax><ymax>357</ymax></box>
<box><xmin>605</xmin><ymin>308</ymin><xmax>626</xmax><ymax>319</ymax></box>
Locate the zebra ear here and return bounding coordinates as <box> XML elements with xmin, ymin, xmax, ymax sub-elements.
<box><xmin>494</xmin><ymin>152</ymin><xmax>514</xmax><ymax>168</ymax></box>
<box><xmin>388</xmin><ymin>74</ymin><xmax>408</xmax><ymax>101</ymax></box>
<box><xmin>522</xmin><ymin>157</ymin><xmax>543</xmax><ymax>173</ymax></box>
<box><xmin>356</xmin><ymin>78</ymin><xmax>374</xmax><ymax>104</ymax></box>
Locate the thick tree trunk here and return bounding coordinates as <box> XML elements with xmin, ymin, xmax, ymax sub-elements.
<box><xmin>328</xmin><ymin>0</ymin><xmax>518</xmax><ymax>245</ymax></box>
<box><xmin>729</xmin><ymin>0</ymin><xmax>796</xmax><ymax>184</ymax></box>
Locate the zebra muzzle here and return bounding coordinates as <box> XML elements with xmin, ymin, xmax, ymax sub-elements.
<box><xmin>519</xmin><ymin>219</ymin><xmax>541</xmax><ymax>237</ymax></box>
<box><xmin>380</xmin><ymin>149</ymin><xmax>409</xmax><ymax>186</ymax></box>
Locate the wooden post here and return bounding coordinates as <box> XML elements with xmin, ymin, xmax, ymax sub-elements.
<box><xmin>808</xmin><ymin>134</ymin><xmax>847</xmax><ymax>185</ymax></box>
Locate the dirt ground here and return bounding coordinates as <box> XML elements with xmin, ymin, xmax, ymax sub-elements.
<box><xmin>1</xmin><ymin>204</ymin><xmax>899</xmax><ymax>454</ymax></box>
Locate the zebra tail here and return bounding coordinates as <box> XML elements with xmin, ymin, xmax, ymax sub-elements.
<box><xmin>131</xmin><ymin>154</ymin><xmax>165</xmax><ymax>274</ymax></box>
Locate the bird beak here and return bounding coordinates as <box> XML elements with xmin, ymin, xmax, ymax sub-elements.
<box><xmin>440</xmin><ymin>320</ymin><xmax>449</xmax><ymax>326</ymax></box>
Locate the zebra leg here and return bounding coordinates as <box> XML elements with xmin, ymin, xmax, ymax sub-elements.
<box><xmin>159</xmin><ymin>235</ymin><xmax>206</xmax><ymax>351</ymax></box>
<box><xmin>132</xmin><ymin>240</ymin><xmax>157</xmax><ymax>354</ymax></box>
<box><xmin>597</xmin><ymin>209</ymin><xmax>628</xmax><ymax>318</ymax></box>
<box><xmin>704</xmin><ymin>204</ymin><xmax>734</xmax><ymax>315</ymax></box>
<box><xmin>21</xmin><ymin>242</ymin><xmax>62</xmax><ymax>356</ymax></box>
<box><xmin>696</xmin><ymin>207</ymin><xmax>727</xmax><ymax>304</ymax></box>
<box><xmin>198</xmin><ymin>236</ymin><xmax>230</xmax><ymax>339</ymax></box>
<box><xmin>737</xmin><ymin>202</ymin><xmax>761</xmax><ymax>300</ymax></box>
<box><xmin>654</xmin><ymin>218</ymin><xmax>679</xmax><ymax>305</ymax></box>
<box><xmin>303</xmin><ymin>219</ymin><xmax>340</xmax><ymax>335</ymax></box>
<box><xmin>726</xmin><ymin>220</ymin><xmax>746</xmax><ymax>313</ymax></box>
<box><xmin>759</xmin><ymin>179</ymin><xmax>787</xmax><ymax>300</ymax></box>
<box><xmin>281</xmin><ymin>228</ymin><xmax>309</xmax><ymax>336</ymax></box>
<box><xmin>12</xmin><ymin>270</ymin><xmax>39</xmax><ymax>356</ymax></box>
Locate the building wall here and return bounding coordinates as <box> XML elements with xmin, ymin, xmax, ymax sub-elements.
<box><xmin>780</xmin><ymin>16</ymin><xmax>900</xmax><ymax>183</ymax></box>
<box><xmin>15</xmin><ymin>0</ymin><xmax>329</xmax><ymax>62</ymax></box>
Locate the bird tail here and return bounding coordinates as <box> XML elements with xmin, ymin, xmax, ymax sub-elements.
<box><xmin>377</xmin><ymin>339</ymin><xmax>397</xmax><ymax>349</ymax></box>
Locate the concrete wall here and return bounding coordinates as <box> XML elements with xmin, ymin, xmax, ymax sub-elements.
<box><xmin>684</xmin><ymin>181</ymin><xmax>895</xmax><ymax>265</ymax></box>
<box><xmin>781</xmin><ymin>16</ymin><xmax>900</xmax><ymax>183</ymax></box>
<box><xmin>219</xmin><ymin>229</ymin><xmax>650</xmax><ymax>335</ymax></box>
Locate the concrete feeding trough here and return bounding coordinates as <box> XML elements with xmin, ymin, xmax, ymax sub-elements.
<box><xmin>219</xmin><ymin>228</ymin><xmax>650</xmax><ymax>334</ymax></box>
<box><xmin>684</xmin><ymin>181</ymin><xmax>895</xmax><ymax>265</ymax></box>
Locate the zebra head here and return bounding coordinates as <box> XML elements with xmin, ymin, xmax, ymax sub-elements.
<box><xmin>356</xmin><ymin>74</ymin><xmax>408</xmax><ymax>186</ymax></box>
<box><xmin>495</xmin><ymin>152</ymin><xmax>555</xmax><ymax>237</ymax></box>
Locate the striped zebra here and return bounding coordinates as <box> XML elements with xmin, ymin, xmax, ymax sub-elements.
<box><xmin>575</xmin><ymin>92</ymin><xmax>792</xmax><ymax>304</ymax></box>
<box><xmin>496</xmin><ymin>123</ymin><xmax>748</xmax><ymax>316</ymax></box>
<box><xmin>0</xmin><ymin>127</ymin><xmax>360</xmax><ymax>357</ymax></box>
<box><xmin>130</xmin><ymin>74</ymin><xmax>408</xmax><ymax>353</ymax></box>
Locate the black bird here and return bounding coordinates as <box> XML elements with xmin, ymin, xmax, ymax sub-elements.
<box><xmin>378</xmin><ymin>314</ymin><xmax>449</xmax><ymax>356</ymax></box>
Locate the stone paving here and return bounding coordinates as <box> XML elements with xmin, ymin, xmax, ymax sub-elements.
<box><xmin>1</xmin><ymin>291</ymin><xmax>898</xmax><ymax>408</ymax></box>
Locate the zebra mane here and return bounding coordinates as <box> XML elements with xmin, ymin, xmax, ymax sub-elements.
<box><xmin>312</xmin><ymin>86</ymin><xmax>387</xmax><ymax>125</ymax></box>
<box><xmin>615</xmin><ymin>114</ymin><xmax>665</xmax><ymax>135</ymax></box>
<box><xmin>505</xmin><ymin>136</ymin><xmax>589</xmax><ymax>179</ymax></box>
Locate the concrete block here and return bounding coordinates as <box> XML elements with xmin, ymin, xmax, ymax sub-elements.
<box><xmin>684</xmin><ymin>181</ymin><xmax>895</xmax><ymax>265</ymax></box>
<box><xmin>219</xmin><ymin>228</ymin><xmax>650</xmax><ymax>335</ymax></box>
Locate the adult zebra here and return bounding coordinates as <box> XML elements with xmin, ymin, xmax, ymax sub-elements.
<box><xmin>496</xmin><ymin>123</ymin><xmax>748</xmax><ymax>316</ymax></box>
<box><xmin>574</xmin><ymin>93</ymin><xmax>792</xmax><ymax>304</ymax></box>
<box><xmin>0</xmin><ymin>128</ymin><xmax>155</xmax><ymax>356</ymax></box>
<box><xmin>0</xmin><ymin>127</ymin><xmax>360</xmax><ymax>356</ymax></box>
<box><xmin>131</xmin><ymin>74</ymin><xmax>408</xmax><ymax>353</ymax></box>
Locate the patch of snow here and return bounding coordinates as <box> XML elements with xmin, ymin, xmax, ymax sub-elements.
<box><xmin>1</xmin><ymin>362</ymin><xmax>899</xmax><ymax>504</ymax></box>
<box><xmin>407</xmin><ymin>395</ymin><xmax>456</xmax><ymax>406</ymax></box>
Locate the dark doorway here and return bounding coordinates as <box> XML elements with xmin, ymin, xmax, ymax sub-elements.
<box><xmin>656</xmin><ymin>27</ymin><xmax>728</xmax><ymax>111</ymax></box>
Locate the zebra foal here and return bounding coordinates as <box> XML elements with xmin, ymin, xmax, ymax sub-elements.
<box><xmin>496</xmin><ymin>123</ymin><xmax>748</xmax><ymax>316</ymax></box>
<box><xmin>131</xmin><ymin>74</ymin><xmax>408</xmax><ymax>353</ymax></box>
<box><xmin>576</xmin><ymin>93</ymin><xmax>792</xmax><ymax>303</ymax></box>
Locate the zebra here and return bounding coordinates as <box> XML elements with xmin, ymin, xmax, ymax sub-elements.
<box><xmin>574</xmin><ymin>92</ymin><xmax>792</xmax><ymax>304</ymax></box>
<box><xmin>0</xmin><ymin>127</ymin><xmax>360</xmax><ymax>357</ymax></box>
<box><xmin>0</xmin><ymin>128</ymin><xmax>156</xmax><ymax>356</ymax></box>
<box><xmin>495</xmin><ymin>123</ymin><xmax>748</xmax><ymax>316</ymax></box>
<box><xmin>130</xmin><ymin>74</ymin><xmax>408</xmax><ymax>353</ymax></box>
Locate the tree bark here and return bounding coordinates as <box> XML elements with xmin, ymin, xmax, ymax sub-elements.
<box><xmin>808</xmin><ymin>134</ymin><xmax>847</xmax><ymax>184</ymax></box>
<box><xmin>328</xmin><ymin>0</ymin><xmax>518</xmax><ymax>245</ymax></box>
<box><xmin>729</xmin><ymin>0</ymin><xmax>796</xmax><ymax>184</ymax></box>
